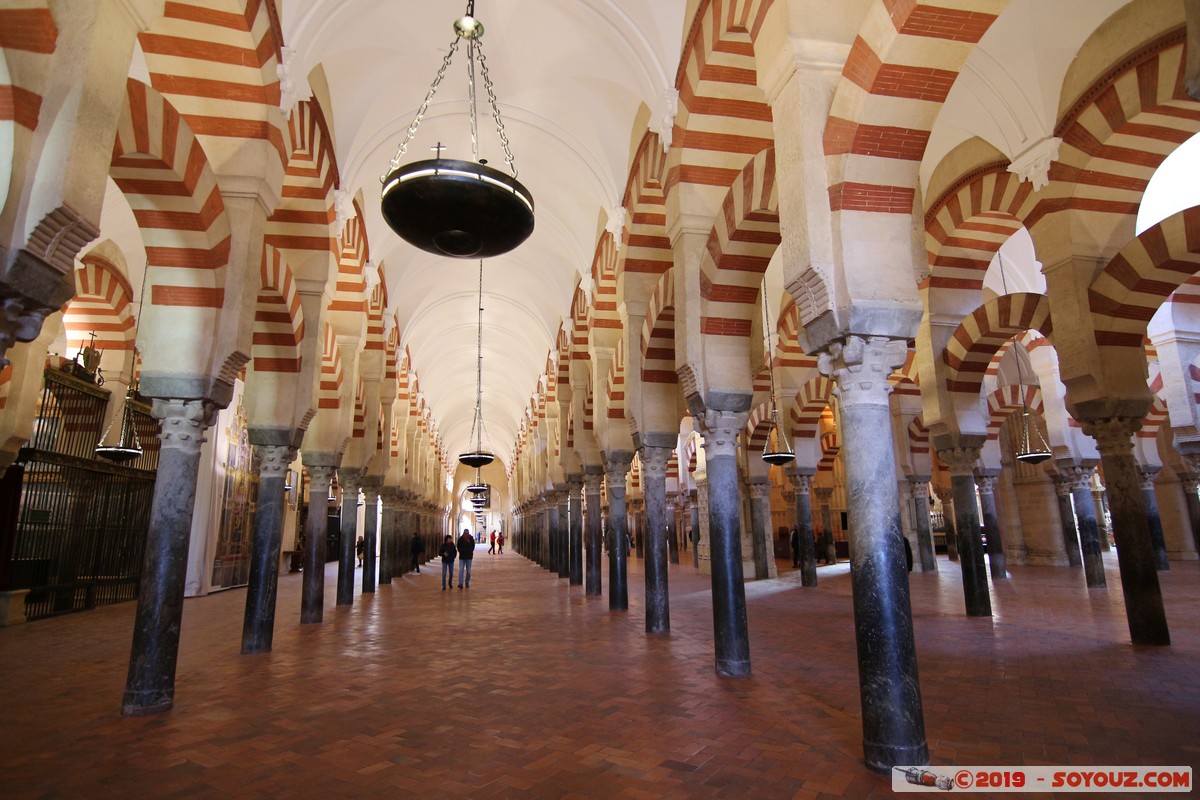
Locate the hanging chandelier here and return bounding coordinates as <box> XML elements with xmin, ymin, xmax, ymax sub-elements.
<box><xmin>97</xmin><ymin>278</ymin><xmax>149</xmax><ymax>463</ymax></box>
<box><xmin>380</xmin><ymin>1</ymin><xmax>534</xmax><ymax>259</ymax></box>
<box><xmin>760</xmin><ymin>289</ymin><xmax>795</xmax><ymax>466</ymax></box>
<box><xmin>459</xmin><ymin>260</ymin><xmax>495</xmax><ymax>469</ymax></box>
<box><xmin>997</xmin><ymin>253</ymin><xmax>1051</xmax><ymax>464</ymax></box>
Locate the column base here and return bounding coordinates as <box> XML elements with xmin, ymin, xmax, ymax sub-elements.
<box><xmin>715</xmin><ymin>657</ymin><xmax>751</xmax><ymax>678</ymax></box>
<box><xmin>864</xmin><ymin>740</ymin><xmax>929</xmax><ymax>773</ymax></box>
<box><xmin>0</xmin><ymin>589</ymin><xmax>29</xmax><ymax>626</ymax></box>
<box><xmin>121</xmin><ymin>690</ymin><xmax>173</xmax><ymax>717</ymax></box>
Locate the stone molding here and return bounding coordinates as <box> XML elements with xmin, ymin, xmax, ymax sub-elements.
<box><xmin>1078</xmin><ymin>416</ymin><xmax>1141</xmax><ymax>457</ymax></box>
<box><xmin>638</xmin><ymin>445</ymin><xmax>672</xmax><ymax>480</ymax></box>
<box><xmin>937</xmin><ymin>446</ymin><xmax>981</xmax><ymax>477</ymax></box>
<box><xmin>817</xmin><ymin>335</ymin><xmax>907</xmax><ymax>408</ymax></box>
<box><xmin>255</xmin><ymin>445</ymin><xmax>295</xmax><ymax>479</ymax></box>
<box><xmin>699</xmin><ymin>409</ymin><xmax>748</xmax><ymax>459</ymax></box>
<box><xmin>152</xmin><ymin>399</ymin><xmax>218</xmax><ymax>456</ymax></box>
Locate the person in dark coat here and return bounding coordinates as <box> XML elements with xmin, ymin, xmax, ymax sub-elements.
<box><xmin>456</xmin><ymin>528</ymin><xmax>476</xmax><ymax>588</ymax></box>
<box><xmin>438</xmin><ymin>534</ymin><xmax>456</xmax><ymax>590</ymax></box>
<box><xmin>410</xmin><ymin>533</ymin><xmax>425</xmax><ymax>573</ymax></box>
<box><xmin>789</xmin><ymin>527</ymin><xmax>801</xmax><ymax>569</ymax></box>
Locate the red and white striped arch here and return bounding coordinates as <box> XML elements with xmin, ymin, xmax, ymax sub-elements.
<box><xmin>589</xmin><ymin>233</ymin><xmax>621</xmax><ymax>346</ymax></box>
<box><xmin>744</xmin><ymin>399</ymin><xmax>774</xmax><ymax>453</ymax></box>
<box><xmin>65</xmin><ymin>255</ymin><xmax>136</xmax><ymax>352</ymax></box>
<box><xmin>789</xmin><ymin>374</ymin><xmax>835</xmax><ymax>442</ymax></box>
<box><xmin>817</xmin><ymin>414</ymin><xmax>840</xmax><ymax>474</ymax></box>
<box><xmin>907</xmin><ymin>415</ymin><xmax>930</xmax><ymax>457</ymax></box>
<box><xmin>317</xmin><ymin>322</ymin><xmax>342</xmax><ymax>410</ymax></box>
<box><xmin>265</xmin><ymin>98</ymin><xmax>338</xmax><ymax>264</ymax></box>
<box><xmin>641</xmin><ymin>269</ymin><xmax>677</xmax><ymax>385</ymax></box>
<box><xmin>825</xmin><ymin>1</ymin><xmax>1007</xmax><ymax>214</ymax></box>
<box><xmin>364</xmin><ymin>275</ymin><xmax>388</xmax><ymax>353</ymax></box>
<box><xmin>621</xmin><ymin>131</ymin><xmax>672</xmax><ymax>283</ymax></box>
<box><xmin>0</xmin><ymin>4</ymin><xmax>55</xmax><ymax>152</ymax></box>
<box><xmin>250</xmin><ymin>244</ymin><xmax>304</xmax><ymax>374</ymax></box>
<box><xmin>569</xmin><ymin>285</ymin><xmax>591</xmax><ymax>364</ymax></box>
<box><xmin>1090</xmin><ymin>207</ymin><xmax>1200</xmax><ymax>348</ymax></box>
<box><xmin>329</xmin><ymin>210</ymin><xmax>369</xmax><ymax>316</ymax></box>
<box><xmin>1139</xmin><ymin>395</ymin><xmax>1170</xmax><ymax>443</ymax></box>
<box><xmin>943</xmin><ymin>292</ymin><xmax>1053</xmax><ymax>396</ymax></box>
<box><xmin>667</xmin><ymin>0</ymin><xmax>776</xmax><ymax>217</ymax></box>
<box><xmin>985</xmin><ymin>383</ymin><xmax>1044</xmax><ymax>441</ymax></box>
<box><xmin>138</xmin><ymin>0</ymin><xmax>288</xmax><ymax>171</ymax></box>
<box><xmin>606</xmin><ymin>339</ymin><xmax>626</xmax><ymax>421</ymax></box>
<box><xmin>699</xmin><ymin>148</ymin><xmax>779</xmax><ymax>341</ymax></box>
<box><xmin>111</xmin><ymin>78</ymin><xmax>231</xmax><ymax>305</ymax></box>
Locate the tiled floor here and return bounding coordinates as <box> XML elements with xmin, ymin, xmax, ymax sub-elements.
<box><xmin>1</xmin><ymin>549</ymin><xmax>1197</xmax><ymax>799</ymax></box>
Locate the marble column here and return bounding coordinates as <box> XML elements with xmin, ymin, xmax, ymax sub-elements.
<box><xmin>1094</xmin><ymin>489</ymin><xmax>1113</xmax><ymax>551</ymax></box>
<box><xmin>378</xmin><ymin>489</ymin><xmax>398</xmax><ymax>585</ymax></box>
<box><xmin>361</xmin><ymin>484</ymin><xmax>380</xmax><ymax>593</ymax></box>
<box><xmin>557</xmin><ymin>490</ymin><xmax>570</xmax><ymax>579</ymax></box>
<box><xmin>122</xmin><ymin>399</ymin><xmax>217</xmax><ymax>715</ymax></box>
<box><xmin>938</xmin><ymin>446</ymin><xmax>990</xmax><ymax>617</ymax></box>
<box><xmin>975</xmin><ymin>473</ymin><xmax>1007</xmax><ymax>580</ymax></box>
<box><xmin>689</xmin><ymin>492</ymin><xmax>700</xmax><ymax>569</ymax></box>
<box><xmin>241</xmin><ymin>444</ymin><xmax>294</xmax><ymax>655</ymax></box>
<box><xmin>698</xmin><ymin>409</ymin><xmax>751</xmax><ymax>677</ymax></box>
<box><xmin>336</xmin><ymin>469</ymin><xmax>361</xmax><ymax>606</ymax></box>
<box><xmin>301</xmin><ymin>464</ymin><xmax>335</xmax><ymax>623</ymax></box>
<box><xmin>640</xmin><ymin>445</ymin><xmax>672</xmax><ymax>634</ymax></box>
<box><xmin>567</xmin><ymin>476</ymin><xmax>583</xmax><ymax>585</ymax></box>
<box><xmin>583</xmin><ymin>470</ymin><xmax>603</xmax><ymax>596</ymax></box>
<box><xmin>814</xmin><ymin>487</ymin><xmax>836</xmax><ymax>564</ymax></box>
<box><xmin>605</xmin><ymin>453</ymin><xmax>632</xmax><ymax>611</ymax></box>
<box><xmin>1136</xmin><ymin>466</ymin><xmax>1170</xmax><ymax>571</ymax></box>
<box><xmin>1181</xmin><ymin>467</ymin><xmax>1200</xmax><ymax>555</ymax></box>
<box><xmin>909</xmin><ymin>479</ymin><xmax>936</xmax><ymax>573</ymax></box>
<box><xmin>818</xmin><ymin>336</ymin><xmax>928</xmax><ymax>769</ymax></box>
<box><xmin>1066</xmin><ymin>465</ymin><xmax>1106</xmax><ymax>587</ymax></box>
<box><xmin>791</xmin><ymin>472</ymin><xmax>818</xmax><ymax>586</ymax></box>
<box><xmin>933</xmin><ymin>488</ymin><xmax>959</xmax><ymax>561</ymax></box>
<box><xmin>1080</xmin><ymin>417</ymin><xmax>1169</xmax><ymax>646</ymax></box>
<box><xmin>1052</xmin><ymin>477</ymin><xmax>1083</xmax><ymax>567</ymax></box>
<box><xmin>747</xmin><ymin>478</ymin><xmax>773</xmax><ymax>580</ymax></box>
<box><xmin>667</xmin><ymin>495</ymin><xmax>680</xmax><ymax>564</ymax></box>
<box><xmin>546</xmin><ymin>500</ymin><xmax>560</xmax><ymax>574</ymax></box>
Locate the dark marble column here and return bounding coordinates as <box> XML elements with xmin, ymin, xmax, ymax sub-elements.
<box><xmin>122</xmin><ymin>399</ymin><xmax>218</xmax><ymax>715</ymax></box>
<box><xmin>1052</xmin><ymin>477</ymin><xmax>1083</xmax><ymax>567</ymax></box>
<box><xmin>696</xmin><ymin>410</ymin><xmax>752</xmax><ymax>677</ymax></box>
<box><xmin>819</xmin><ymin>336</ymin><xmax>928</xmax><ymax>770</ymax></box>
<box><xmin>631</xmin><ymin>500</ymin><xmax>645</xmax><ymax>559</ymax></box>
<box><xmin>1180</xmin><ymin>465</ymin><xmax>1200</xmax><ymax>555</ymax></box>
<box><xmin>336</xmin><ymin>469</ymin><xmax>361</xmax><ymax>606</ymax></box>
<box><xmin>667</xmin><ymin>494</ymin><xmax>680</xmax><ymax>564</ymax></box>
<box><xmin>361</xmin><ymin>484</ymin><xmax>380</xmax><ymax>593</ymax></box>
<box><xmin>1080</xmin><ymin>416</ymin><xmax>1169</xmax><ymax>646</ymax></box>
<box><xmin>975</xmin><ymin>473</ymin><xmax>1007</xmax><ymax>580</ymax></box>
<box><xmin>378</xmin><ymin>489</ymin><xmax>398</xmax><ymax>585</ymax></box>
<box><xmin>933</xmin><ymin>488</ymin><xmax>959</xmax><ymax>561</ymax></box>
<box><xmin>909</xmin><ymin>478</ymin><xmax>937</xmax><ymax>573</ymax></box>
<box><xmin>301</xmin><ymin>464</ymin><xmax>335</xmax><ymax>623</ymax></box>
<box><xmin>583</xmin><ymin>470</ymin><xmax>603</xmax><ymax>596</ymax></box>
<box><xmin>747</xmin><ymin>477</ymin><xmax>773</xmax><ymax>580</ymax></box>
<box><xmin>1066</xmin><ymin>465</ymin><xmax>1106</xmax><ymax>587</ymax></box>
<box><xmin>557</xmin><ymin>490</ymin><xmax>570</xmax><ymax>578</ymax></box>
<box><xmin>567</xmin><ymin>476</ymin><xmax>583</xmax><ymax>585</ymax></box>
<box><xmin>1136</xmin><ymin>465</ymin><xmax>1170</xmax><ymax>571</ymax></box>
<box><xmin>546</xmin><ymin>499</ymin><xmax>560</xmax><ymax>574</ymax></box>
<box><xmin>241</xmin><ymin>444</ymin><xmax>295</xmax><ymax>655</ymax></box>
<box><xmin>1094</xmin><ymin>488</ymin><xmax>1113</xmax><ymax>551</ymax></box>
<box><xmin>604</xmin><ymin>453</ymin><xmax>632</xmax><ymax>611</ymax></box>
<box><xmin>814</xmin><ymin>487</ymin><xmax>836</xmax><ymax>565</ymax></box>
<box><xmin>791</xmin><ymin>471</ymin><xmax>818</xmax><ymax>586</ymax></box>
<box><xmin>639</xmin><ymin>445</ymin><xmax>672</xmax><ymax>634</ymax></box>
<box><xmin>689</xmin><ymin>491</ymin><xmax>700</xmax><ymax>568</ymax></box>
<box><xmin>937</xmin><ymin>445</ymin><xmax>991</xmax><ymax>617</ymax></box>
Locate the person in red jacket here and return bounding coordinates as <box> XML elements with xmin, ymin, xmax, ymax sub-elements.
<box><xmin>497</xmin><ymin>532</ymin><xmax>505</xmax><ymax>554</ymax></box>
<box><xmin>488</xmin><ymin>530</ymin><xmax>497</xmax><ymax>554</ymax></box>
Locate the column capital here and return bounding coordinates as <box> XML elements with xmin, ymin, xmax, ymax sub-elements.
<box><xmin>638</xmin><ymin>444</ymin><xmax>673</xmax><ymax>479</ymax></box>
<box><xmin>1136</xmin><ymin>463</ymin><xmax>1160</xmax><ymax>492</ymax></box>
<box><xmin>699</xmin><ymin>409</ymin><xmax>748</xmax><ymax>459</ymax></box>
<box><xmin>1060</xmin><ymin>464</ymin><xmax>1096</xmax><ymax>492</ymax></box>
<box><xmin>582</xmin><ymin>472</ymin><xmax>604</xmax><ymax>494</ymax></box>
<box><xmin>337</xmin><ymin>467</ymin><xmax>364</xmax><ymax>491</ymax></box>
<box><xmin>817</xmin><ymin>335</ymin><xmax>908</xmax><ymax>408</ymax></box>
<box><xmin>813</xmin><ymin>486</ymin><xmax>833</xmax><ymax>501</ymax></box>
<box><xmin>937</xmin><ymin>446</ymin><xmax>981</xmax><ymax>477</ymax></box>
<box><xmin>152</xmin><ymin>399</ymin><xmax>219</xmax><ymax>456</ymax></box>
<box><xmin>306</xmin><ymin>464</ymin><xmax>335</xmax><ymax>490</ymax></box>
<box><xmin>604</xmin><ymin>451</ymin><xmax>633</xmax><ymax>481</ymax></box>
<box><xmin>790</xmin><ymin>472</ymin><xmax>813</xmax><ymax>494</ymax></box>
<box><xmin>254</xmin><ymin>444</ymin><xmax>294</xmax><ymax>479</ymax></box>
<box><xmin>1077</xmin><ymin>416</ymin><xmax>1141</xmax><ymax>457</ymax></box>
<box><xmin>908</xmin><ymin>479</ymin><xmax>930</xmax><ymax>500</ymax></box>
<box><xmin>748</xmin><ymin>480</ymin><xmax>771</xmax><ymax>501</ymax></box>
<box><xmin>974</xmin><ymin>474</ymin><xmax>997</xmax><ymax>495</ymax></box>
<box><xmin>781</xmin><ymin>488</ymin><xmax>796</xmax><ymax>504</ymax></box>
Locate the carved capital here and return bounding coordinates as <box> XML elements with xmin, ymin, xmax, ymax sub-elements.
<box><xmin>582</xmin><ymin>472</ymin><xmax>604</xmax><ymax>495</ymax></box>
<box><xmin>748</xmin><ymin>480</ymin><xmax>771</xmax><ymax>501</ymax></box>
<box><xmin>974</xmin><ymin>475</ymin><xmax>997</xmax><ymax>496</ymax></box>
<box><xmin>338</xmin><ymin>467</ymin><xmax>363</xmax><ymax>494</ymax></box>
<box><xmin>1060</xmin><ymin>465</ymin><xmax>1096</xmax><ymax>493</ymax></box>
<box><xmin>908</xmin><ymin>480</ymin><xmax>930</xmax><ymax>501</ymax></box>
<box><xmin>781</xmin><ymin>488</ymin><xmax>796</xmax><ymax>504</ymax></box>
<box><xmin>813</xmin><ymin>487</ymin><xmax>833</xmax><ymax>502</ymax></box>
<box><xmin>152</xmin><ymin>399</ymin><xmax>218</xmax><ymax>455</ymax></box>
<box><xmin>791</xmin><ymin>472</ymin><xmax>812</xmax><ymax>494</ymax></box>
<box><xmin>1078</xmin><ymin>416</ymin><xmax>1141</xmax><ymax>457</ymax></box>
<box><xmin>638</xmin><ymin>445</ymin><xmax>672</xmax><ymax>480</ymax></box>
<box><xmin>307</xmin><ymin>465</ymin><xmax>335</xmax><ymax>494</ymax></box>
<box><xmin>938</xmin><ymin>446</ymin><xmax>981</xmax><ymax>476</ymax></box>
<box><xmin>1136</xmin><ymin>464</ymin><xmax>1160</xmax><ymax>493</ymax></box>
<box><xmin>255</xmin><ymin>444</ymin><xmax>294</xmax><ymax>480</ymax></box>
<box><xmin>817</xmin><ymin>335</ymin><xmax>908</xmax><ymax>408</ymax></box>
<box><xmin>699</xmin><ymin>409</ymin><xmax>748</xmax><ymax>459</ymax></box>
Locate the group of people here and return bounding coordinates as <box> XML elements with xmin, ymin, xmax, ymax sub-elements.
<box><xmin>486</xmin><ymin>530</ymin><xmax>505</xmax><ymax>555</ymax></box>
<box><xmin>438</xmin><ymin>529</ymin><xmax>480</xmax><ymax>589</ymax></box>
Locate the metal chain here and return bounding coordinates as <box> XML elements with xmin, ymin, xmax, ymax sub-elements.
<box><xmin>475</xmin><ymin>42</ymin><xmax>518</xmax><ymax>177</ymax></box>
<box><xmin>762</xmin><ymin>288</ymin><xmax>779</xmax><ymax>413</ymax></box>
<box><xmin>467</xmin><ymin>39</ymin><xmax>480</xmax><ymax>162</ymax></box>
<box><xmin>468</xmin><ymin>259</ymin><xmax>490</xmax><ymax>452</ymax></box>
<box><xmin>383</xmin><ymin>36</ymin><xmax>461</xmax><ymax>179</ymax></box>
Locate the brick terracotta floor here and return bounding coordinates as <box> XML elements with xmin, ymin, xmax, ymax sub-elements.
<box><xmin>1</xmin><ymin>549</ymin><xmax>1198</xmax><ymax>799</ymax></box>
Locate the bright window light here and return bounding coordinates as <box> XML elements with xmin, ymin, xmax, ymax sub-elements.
<box><xmin>1137</xmin><ymin>131</ymin><xmax>1200</xmax><ymax>235</ymax></box>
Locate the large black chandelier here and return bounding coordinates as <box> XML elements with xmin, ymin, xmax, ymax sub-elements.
<box><xmin>380</xmin><ymin>1</ymin><xmax>534</xmax><ymax>259</ymax></box>
<box><xmin>997</xmin><ymin>253</ymin><xmax>1051</xmax><ymax>464</ymax></box>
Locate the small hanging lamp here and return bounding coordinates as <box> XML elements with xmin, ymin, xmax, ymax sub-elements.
<box><xmin>459</xmin><ymin>260</ymin><xmax>495</xmax><ymax>468</ymax></box>
<box><xmin>379</xmin><ymin>0</ymin><xmax>534</xmax><ymax>258</ymax></box>
<box><xmin>760</xmin><ymin>289</ymin><xmax>795</xmax><ymax>466</ymax></box>
<box><xmin>95</xmin><ymin>382</ymin><xmax>144</xmax><ymax>463</ymax></box>
<box><xmin>996</xmin><ymin>253</ymin><xmax>1052</xmax><ymax>464</ymax></box>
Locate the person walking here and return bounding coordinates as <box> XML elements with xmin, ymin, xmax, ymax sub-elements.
<box><xmin>410</xmin><ymin>532</ymin><xmax>425</xmax><ymax>573</ymax></box>
<box><xmin>789</xmin><ymin>527</ymin><xmax>801</xmax><ymax>569</ymax></box>
<box><xmin>438</xmin><ymin>534</ymin><xmax>456</xmax><ymax>590</ymax></box>
<box><xmin>356</xmin><ymin>535</ymin><xmax>365</xmax><ymax>567</ymax></box>
<box><xmin>457</xmin><ymin>528</ymin><xmax>476</xmax><ymax>588</ymax></box>
<box><xmin>497</xmin><ymin>532</ymin><xmax>504</xmax><ymax>554</ymax></box>
<box><xmin>488</xmin><ymin>530</ymin><xmax>497</xmax><ymax>555</ymax></box>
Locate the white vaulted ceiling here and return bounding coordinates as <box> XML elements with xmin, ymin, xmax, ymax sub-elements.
<box><xmin>279</xmin><ymin>0</ymin><xmax>687</xmax><ymax>467</ymax></box>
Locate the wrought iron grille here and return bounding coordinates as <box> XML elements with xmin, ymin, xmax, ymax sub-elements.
<box><xmin>7</xmin><ymin>370</ymin><xmax>158</xmax><ymax>621</ymax></box>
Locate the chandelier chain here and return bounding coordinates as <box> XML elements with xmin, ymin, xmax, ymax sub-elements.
<box><xmin>384</xmin><ymin>37</ymin><xmax>461</xmax><ymax>177</ymax></box>
<box><xmin>467</xmin><ymin>39</ymin><xmax>480</xmax><ymax>162</ymax></box>
<box><xmin>476</xmin><ymin>44</ymin><xmax>517</xmax><ymax>178</ymax></box>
